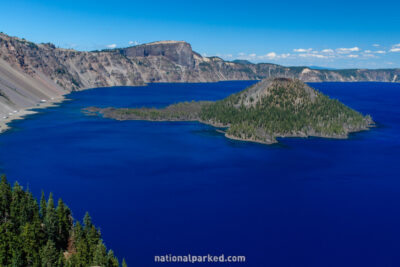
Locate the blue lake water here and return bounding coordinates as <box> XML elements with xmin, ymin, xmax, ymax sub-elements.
<box><xmin>0</xmin><ymin>81</ymin><xmax>399</xmax><ymax>266</ymax></box>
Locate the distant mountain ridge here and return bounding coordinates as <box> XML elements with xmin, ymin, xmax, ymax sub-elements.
<box><xmin>0</xmin><ymin>32</ymin><xmax>398</xmax><ymax>128</ymax></box>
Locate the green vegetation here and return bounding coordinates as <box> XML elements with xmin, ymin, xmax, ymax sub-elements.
<box><xmin>0</xmin><ymin>175</ymin><xmax>126</xmax><ymax>267</ymax></box>
<box><xmin>55</xmin><ymin>68</ymin><xmax>67</xmax><ymax>75</ymax></box>
<box><xmin>87</xmin><ymin>78</ymin><xmax>373</xmax><ymax>144</ymax></box>
<box><xmin>26</xmin><ymin>42</ymin><xmax>39</xmax><ymax>50</ymax></box>
<box><xmin>98</xmin><ymin>101</ymin><xmax>211</xmax><ymax>121</ymax></box>
<box><xmin>200</xmin><ymin>78</ymin><xmax>372</xmax><ymax>142</ymax></box>
<box><xmin>70</xmin><ymin>77</ymin><xmax>80</xmax><ymax>87</ymax></box>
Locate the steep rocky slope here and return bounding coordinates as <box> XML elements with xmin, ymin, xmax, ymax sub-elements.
<box><xmin>0</xmin><ymin>32</ymin><xmax>398</xmax><ymax>130</ymax></box>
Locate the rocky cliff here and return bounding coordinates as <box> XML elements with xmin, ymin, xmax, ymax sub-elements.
<box><xmin>0</xmin><ymin>32</ymin><xmax>398</xmax><ymax>128</ymax></box>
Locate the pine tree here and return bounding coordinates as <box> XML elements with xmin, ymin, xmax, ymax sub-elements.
<box><xmin>73</xmin><ymin>221</ymin><xmax>90</xmax><ymax>266</ymax></box>
<box><xmin>40</xmin><ymin>240</ymin><xmax>59</xmax><ymax>267</ymax></box>
<box><xmin>83</xmin><ymin>212</ymin><xmax>101</xmax><ymax>262</ymax></box>
<box><xmin>21</xmin><ymin>223</ymin><xmax>41</xmax><ymax>266</ymax></box>
<box><xmin>57</xmin><ymin>251</ymin><xmax>65</xmax><ymax>267</ymax></box>
<box><xmin>0</xmin><ymin>221</ymin><xmax>13</xmax><ymax>265</ymax></box>
<box><xmin>83</xmin><ymin>212</ymin><xmax>92</xmax><ymax>230</ymax></box>
<box><xmin>25</xmin><ymin>188</ymin><xmax>40</xmax><ymax>226</ymax></box>
<box><xmin>44</xmin><ymin>193</ymin><xmax>58</xmax><ymax>244</ymax></box>
<box><xmin>56</xmin><ymin>198</ymin><xmax>72</xmax><ymax>250</ymax></box>
<box><xmin>122</xmin><ymin>258</ymin><xmax>128</xmax><ymax>267</ymax></box>
<box><xmin>11</xmin><ymin>249</ymin><xmax>24</xmax><ymax>267</ymax></box>
<box><xmin>40</xmin><ymin>191</ymin><xmax>46</xmax><ymax>220</ymax></box>
<box><xmin>0</xmin><ymin>177</ymin><xmax>125</xmax><ymax>266</ymax></box>
<box><xmin>106</xmin><ymin>250</ymin><xmax>119</xmax><ymax>267</ymax></box>
<box><xmin>92</xmin><ymin>240</ymin><xmax>107</xmax><ymax>266</ymax></box>
<box><xmin>10</xmin><ymin>182</ymin><xmax>26</xmax><ymax>229</ymax></box>
<box><xmin>0</xmin><ymin>175</ymin><xmax>12</xmax><ymax>222</ymax></box>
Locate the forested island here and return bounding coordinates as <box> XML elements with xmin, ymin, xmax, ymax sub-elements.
<box><xmin>0</xmin><ymin>175</ymin><xmax>127</xmax><ymax>267</ymax></box>
<box><xmin>85</xmin><ymin>78</ymin><xmax>374</xmax><ymax>144</ymax></box>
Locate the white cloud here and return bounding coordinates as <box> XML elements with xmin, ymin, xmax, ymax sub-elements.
<box><xmin>299</xmin><ymin>53</ymin><xmax>327</xmax><ymax>59</ymax></box>
<box><xmin>129</xmin><ymin>41</ymin><xmax>139</xmax><ymax>46</ymax></box>
<box><xmin>293</xmin><ymin>48</ymin><xmax>312</xmax><ymax>53</ymax></box>
<box><xmin>237</xmin><ymin>52</ymin><xmax>292</xmax><ymax>61</ymax></box>
<box><xmin>106</xmin><ymin>44</ymin><xmax>117</xmax><ymax>49</ymax></box>
<box><xmin>373</xmin><ymin>44</ymin><xmax>380</xmax><ymax>47</ymax></box>
<box><xmin>364</xmin><ymin>50</ymin><xmax>385</xmax><ymax>55</ymax></box>
<box><xmin>347</xmin><ymin>54</ymin><xmax>359</xmax><ymax>58</ymax></box>
<box><xmin>336</xmin><ymin>47</ymin><xmax>360</xmax><ymax>54</ymax></box>
<box><xmin>263</xmin><ymin>52</ymin><xmax>277</xmax><ymax>59</ymax></box>
<box><xmin>321</xmin><ymin>49</ymin><xmax>334</xmax><ymax>53</ymax></box>
<box><xmin>390</xmin><ymin>44</ymin><xmax>400</xmax><ymax>52</ymax></box>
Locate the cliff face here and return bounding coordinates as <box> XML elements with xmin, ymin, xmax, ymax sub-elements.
<box><xmin>0</xmin><ymin>32</ymin><xmax>399</xmax><ymax>121</ymax></box>
<box><xmin>122</xmin><ymin>41</ymin><xmax>197</xmax><ymax>68</ymax></box>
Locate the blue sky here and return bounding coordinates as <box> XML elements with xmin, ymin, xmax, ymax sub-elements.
<box><xmin>1</xmin><ymin>0</ymin><xmax>399</xmax><ymax>69</ymax></box>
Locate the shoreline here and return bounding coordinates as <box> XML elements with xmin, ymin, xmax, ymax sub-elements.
<box><xmin>0</xmin><ymin>96</ymin><xmax>67</xmax><ymax>134</ymax></box>
<box><xmin>86</xmin><ymin>109</ymin><xmax>374</xmax><ymax>145</ymax></box>
<box><xmin>223</xmin><ymin>124</ymin><xmax>374</xmax><ymax>145</ymax></box>
<box><xmin>0</xmin><ymin>78</ymin><xmax>376</xmax><ymax>137</ymax></box>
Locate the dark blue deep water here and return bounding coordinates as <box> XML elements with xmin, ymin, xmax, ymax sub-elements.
<box><xmin>0</xmin><ymin>81</ymin><xmax>399</xmax><ymax>267</ymax></box>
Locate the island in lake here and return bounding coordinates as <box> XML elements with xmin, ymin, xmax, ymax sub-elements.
<box><xmin>85</xmin><ymin>78</ymin><xmax>374</xmax><ymax>144</ymax></box>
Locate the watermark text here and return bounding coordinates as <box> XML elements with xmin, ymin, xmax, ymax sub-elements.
<box><xmin>155</xmin><ymin>254</ymin><xmax>246</xmax><ymax>263</ymax></box>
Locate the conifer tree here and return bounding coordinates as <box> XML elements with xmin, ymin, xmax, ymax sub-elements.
<box><xmin>107</xmin><ymin>250</ymin><xmax>119</xmax><ymax>267</ymax></box>
<box><xmin>10</xmin><ymin>182</ymin><xmax>26</xmax><ymax>229</ymax></box>
<box><xmin>92</xmin><ymin>240</ymin><xmax>107</xmax><ymax>266</ymax></box>
<box><xmin>56</xmin><ymin>198</ymin><xmax>72</xmax><ymax>250</ymax></box>
<box><xmin>83</xmin><ymin>212</ymin><xmax>92</xmax><ymax>230</ymax></box>
<box><xmin>0</xmin><ymin>176</ymin><xmax>125</xmax><ymax>266</ymax></box>
<box><xmin>21</xmin><ymin>223</ymin><xmax>41</xmax><ymax>266</ymax></box>
<box><xmin>40</xmin><ymin>240</ymin><xmax>58</xmax><ymax>267</ymax></box>
<box><xmin>0</xmin><ymin>175</ymin><xmax>12</xmax><ymax>222</ymax></box>
<box><xmin>57</xmin><ymin>251</ymin><xmax>66</xmax><ymax>267</ymax></box>
<box><xmin>11</xmin><ymin>249</ymin><xmax>24</xmax><ymax>267</ymax></box>
<box><xmin>40</xmin><ymin>191</ymin><xmax>46</xmax><ymax>220</ymax></box>
<box><xmin>44</xmin><ymin>193</ymin><xmax>58</xmax><ymax>244</ymax></box>
<box><xmin>73</xmin><ymin>221</ymin><xmax>90</xmax><ymax>266</ymax></box>
<box><xmin>83</xmin><ymin>212</ymin><xmax>101</xmax><ymax>262</ymax></box>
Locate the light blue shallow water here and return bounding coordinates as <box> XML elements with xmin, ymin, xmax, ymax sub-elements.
<box><xmin>0</xmin><ymin>81</ymin><xmax>399</xmax><ymax>266</ymax></box>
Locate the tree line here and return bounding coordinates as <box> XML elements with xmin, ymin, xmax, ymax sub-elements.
<box><xmin>0</xmin><ymin>175</ymin><xmax>127</xmax><ymax>267</ymax></box>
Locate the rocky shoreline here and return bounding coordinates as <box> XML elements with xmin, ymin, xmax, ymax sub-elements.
<box><xmin>84</xmin><ymin>107</ymin><xmax>373</xmax><ymax>145</ymax></box>
<box><xmin>214</xmin><ymin>122</ymin><xmax>374</xmax><ymax>145</ymax></box>
<box><xmin>0</xmin><ymin>96</ymin><xmax>66</xmax><ymax>133</ymax></box>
